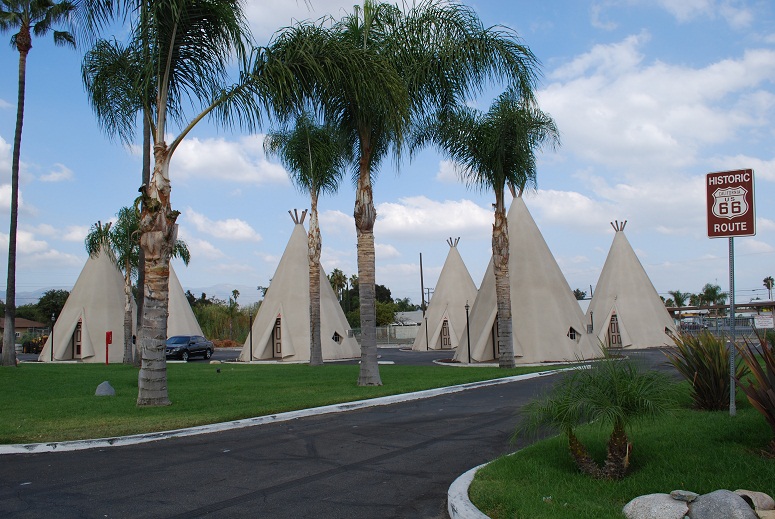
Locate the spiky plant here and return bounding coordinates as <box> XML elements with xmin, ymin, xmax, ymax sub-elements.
<box><xmin>736</xmin><ymin>331</ymin><xmax>775</xmax><ymax>454</ymax></box>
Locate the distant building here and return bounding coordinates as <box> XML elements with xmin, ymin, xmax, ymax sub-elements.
<box><xmin>0</xmin><ymin>317</ymin><xmax>48</xmax><ymax>340</ymax></box>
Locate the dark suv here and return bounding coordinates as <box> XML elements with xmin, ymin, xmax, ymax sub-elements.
<box><xmin>165</xmin><ymin>335</ymin><xmax>214</xmax><ymax>362</ymax></box>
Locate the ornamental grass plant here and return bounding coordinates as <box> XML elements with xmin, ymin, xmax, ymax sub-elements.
<box><xmin>736</xmin><ymin>330</ymin><xmax>775</xmax><ymax>454</ymax></box>
<box><xmin>663</xmin><ymin>331</ymin><xmax>748</xmax><ymax>410</ymax></box>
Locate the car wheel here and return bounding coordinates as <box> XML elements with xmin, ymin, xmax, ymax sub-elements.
<box><xmin>205</xmin><ymin>349</ymin><xmax>212</xmax><ymax>359</ymax></box>
<box><xmin>181</xmin><ymin>350</ymin><xmax>189</xmax><ymax>362</ymax></box>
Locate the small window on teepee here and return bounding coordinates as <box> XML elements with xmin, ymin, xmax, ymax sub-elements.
<box><xmin>664</xmin><ymin>327</ymin><xmax>671</xmax><ymax>335</ymax></box>
<box><xmin>332</xmin><ymin>331</ymin><xmax>342</xmax><ymax>344</ymax></box>
<box><xmin>567</xmin><ymin>327</ymin><xmax>580</xmax><ymax>342</ymax></box>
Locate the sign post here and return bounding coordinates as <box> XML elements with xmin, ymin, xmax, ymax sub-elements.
<box><xmin>105</xmin><ymin>331</ymin><xmax>113</xmax><ymax>366</ymax></box>
<box><xmin>706</xmin><ymin>169</ymin><xmax>755</xmax><ymax>417</ymax></box>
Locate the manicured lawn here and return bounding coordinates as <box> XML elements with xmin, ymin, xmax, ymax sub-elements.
<box><xmin>470</xmin><ymin>387</ymin><xmax>775</xmax><ymax>519</ymax></box>
<box><xmin>0</xmin><ymin>362</ymin><xmax>551</xmax><ymax>444</ymax></box>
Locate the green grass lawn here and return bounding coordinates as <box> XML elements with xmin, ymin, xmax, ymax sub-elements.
<box><xmin>470</xmin><ymin>387</ymin><xmax>775</xmax><ymax>519</ymax></box>
<box><xmin>0</xmin><ymin>362</ymin><xmax>550</xmax><ymax>444</ymax></box>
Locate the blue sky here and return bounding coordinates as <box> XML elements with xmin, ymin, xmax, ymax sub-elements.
<box><xmin>1</xmin><ymin>0</ymin><xmax>774</xmax><ymax>308</ymax></box>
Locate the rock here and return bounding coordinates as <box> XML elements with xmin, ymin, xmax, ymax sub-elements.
<box><xmin>688</xmin><ymin>490</ymin><xmax>758</xmax><ymax>519</ymax></box>
<box><xmin>758</xmin><ymin>511</ymin><xmax>775</xmax><ymax>519</ymax></box>
<box><xmin>623</xmin><ymin>493</ymin><xmax>689</xmax><ymax>519</ymax></box>
<box><xmin>671</xmin><ymin>490</ymin><xmax>699</xmax><ymax>503</ymax></box>
<box><xmin>95</xmin><ymin>381</ymin><xmax>115</xmax><ymax>397</ymax></box>
<box><xmin>736</xmin><ymin>490</ymin><xmax>775</xmax><ymax>511</ymax></box>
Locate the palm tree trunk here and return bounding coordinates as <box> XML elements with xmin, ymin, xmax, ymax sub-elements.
<box><xmin>602</xmin><ymin>420</ymin><xmax>631</xmax><ymax>480</ymax></box>
<box><xmin>355</xmin><ymin>149</ymin><xmax>382</xmax><ymax>386</ymax></box>
<box><xmin>492</xmin><ymin>189</ymin><xmax>515</xmax><ymax>368</ymax></box>
<box><xmin>309</xmin><ymin>194</ymin><xmax>323</xmax><ymax>366</ymax></box>
<box><xmin>2</xmin><ymin>40</ymin><xmax>30</xmax><ymax>367</ymax></box>
<box><xmin>123</xmin><ymin>259</ymin><xmax>134</xmax><ymax>364</ymax></box>
<box><xmin>137</xmin><ymin>144</ymin><xmax>178</xmax><ymax>406</ymax></box>
<box><xmin>135</xmin><ymin>110</ymin><xmax>152</xmax><ymax>367</ymax></box>
<box><xmin>567</xmin><ymin>429</ymin><xmax>602</xmax><ymax>478</ymax></box>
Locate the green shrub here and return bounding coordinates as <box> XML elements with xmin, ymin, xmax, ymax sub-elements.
<box><xmin>736</xmin><ymin>331</ymin><xmax>775</xmax><ymax>454</ymax></box>
<box><xmin>663</xmin><ymin>331</ymin><xmax>747</xmax><ymax>410</ymax></box>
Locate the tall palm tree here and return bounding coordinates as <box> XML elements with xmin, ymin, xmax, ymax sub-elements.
<box><xmin>265</xmin><ymin>112</ymin><xmax>350</xmax><ymax>366</ymax></box>
<box><xmin>82</xmin><ymin>0</ymin><xmax>279</xmax><ymax>405</ymax></box>
<box><xmin>85</xmin><ymin>208</ymin><xmax>190</xmax><ymax>364</ymax></box>
<box><xmin>764</xmin><ymin>276</ymin><xmax>774</xmax><ymax>301</ymax></box>
<box><xmin>272</xmin><ymin>0</ymin><xmax>539</xmax><ymax>384</ymax></box>
<box><xmin>0</xmin><ymin>0</ymin><xmax>75</xmax><ymax>367</ymax></box>
<box><xmin>412</xmin><ymin>89</ymin><xmax>559</xmax><ymax>367</ymax></box>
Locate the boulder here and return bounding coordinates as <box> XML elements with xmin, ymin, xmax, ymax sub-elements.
<box><xmin>623</xmin><ymin>493</ymin><xmax>688</xmax><ymax>519</ymax></box>
<box><xmin>671</xmin><ymin>490</ymin><xmax>699</xmax><ymax>503</ymax></box>
<box><xmin>735</xmin><ymin>490</ymin><xmax>775</xmax><ymax>511</ymax></box>
<box><xmin>757</xmin><ymin>511</ymin><xmax>775</xmax><ymax>519</ymax></box>
<box><xmin>95</xmin><ymin>381</ymin><xmax>116</xmax><ymax>397</ymax></box>
<box><xmin>688</xmin><ymin>489</ymin><xmax>758</xmax><ymax>519</ymax></box>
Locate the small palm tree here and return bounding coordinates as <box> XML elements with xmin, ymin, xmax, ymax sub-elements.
<box><xmin>265</xmin><ymin>112</ymin><xmax>350</xmax><ymax>366</ymax></box>
<box><xmin>515</xmin><ymin>354</ymin><xmax>676</xmax><ymax>479</ymax></box>
<box><xmin>413</xmin><ymin>88</ymin><xmax>559</xmax><ymax>367</ymax></box>
<box><xmin>85</xmin><ymin>208</ymin><xmax>190</xmax><ymax>364</ymax></box>
<box><xmin>0</xmin><ymin>0</ymin><xmax>75</xmax><ymax>367</ymax></box>
<box><xmin>764</xmin><ymin>276</ymin><xmax>774</xmax><ymax>300</ymax></box>
<box><xmin>700</xmin><ymin>283</ymin><xmax>728</xmax><ymax>317</ymax></box>
<box><xmin>668</xmin><ymin>290</ymin><xmax>690</xmax><ymax>322</ymax></box>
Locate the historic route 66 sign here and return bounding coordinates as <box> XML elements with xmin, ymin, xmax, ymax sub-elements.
<box><xmin>711</xmin><ymin>186</ymin><xmax>749</xmax><ymax>220</ymax></box>
<box><xmin>706</xmin><ymin>169</ymin><xmax>755</xmax><ymax>238</ymax></box>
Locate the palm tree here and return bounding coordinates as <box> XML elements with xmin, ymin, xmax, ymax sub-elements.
<box><xmin>764</xmin><ymin>276</ymin><xmax>774</xmax><ymax>301</ymax></box>
<box><xmin>700</xmin><ymin>283</ymin><xmax>728</xmax><ymax>317</ymax></box>
<box><xmin>412</xmin><ymin>89</ymin><xmax>559</xmax><ymax>367</ymax></box>
<box><xmin>272</xmin><ymin>0</ymin><xmax>539</xmax><ymax>384</ymax></box>
<box><xmin>82</xmin><ymin>0</ymin><xmax>278</xmax><ymax>405</ymax></box>
<box><xmin>516</xmin><ymin>355</ymin><xmax>675</xmax><ymax>479</ymax></box>
<box><xmin>0</xmin><ymin>0</ymin><xmax>75</xmax><ymax>367</ymax></box>
<box><xmin>85</xmin><ymin>208</ymin><xmax>190</xmax><ymax>364</ymax></box>
<box><xmin>668</xmin><ymin>290</ymin><xmax>690</xmax><ymax>322</ymax></box>
<box><xmin>328</xmin><ymin>269</ymin><xmax>348</xmax><ymax>303</ymax></box>
<box><xmin>265</xmin><ymin>112</ymin><xmax>350</xmax><ymax>366</ymax></box>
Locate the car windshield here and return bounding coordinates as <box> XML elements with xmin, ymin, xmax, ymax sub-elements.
<box><xmin>166</xmin><ymin>336</ymin><xmax>189</xmax><ymax>345</ymax></box>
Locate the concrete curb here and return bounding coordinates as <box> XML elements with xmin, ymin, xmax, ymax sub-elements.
<box><xmin>0</xmin><ymin>368</ymin><xmax>570</xmax><ymax>456</ymax></box>
<box><xmin>448</xmin><ymin>463</ymin><xmax>490</xmax><ymax>519</ymax></box>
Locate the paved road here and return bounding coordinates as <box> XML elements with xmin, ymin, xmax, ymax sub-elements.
<box><xmin>1</xmin><ymin>349</ymin><xmax>672</xmax><ymax>519</ymax></box>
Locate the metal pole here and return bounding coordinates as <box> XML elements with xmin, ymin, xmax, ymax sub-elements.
<box><xmin>248</xmin><ymin>308</ymin><xmax>253</xmax><ymax>363</ymax></box>
<box><xmin>419</xmin><ymin>253</ymin><xmax>426</xmax><ymax>317</ymax></box>
<box><xmin>729</xmin><ymin>237</ymin><xmax>736</xmax><ymax>416</ymax></box>
<box><xmin>465</xmin><ymin>302</ymin><xmax>471</xmax><ymax>364</ymax></box>
<box><xmin>50</xmin><ymin>313</ymin><xmax>54</xmax><ymax>362</ymax></box>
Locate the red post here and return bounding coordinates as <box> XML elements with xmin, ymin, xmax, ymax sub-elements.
<box><xmin>105</xmin><ymin>331</ymin><xmax>113</xmax><ymax>365</ymax></box>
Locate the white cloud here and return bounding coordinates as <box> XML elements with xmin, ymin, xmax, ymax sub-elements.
<box><xmin>320</xmin><ymin>209</ymin><xmax>355</xmax><ymax>237</ymax></box>
<box><xmin>184</xmin><ymin>208</ymin><xmax>262</xmax><ymax>241</ymax></box>
<box><xmin>738</xmin><ymin>238</ymin><xmax>775</xmax><ymax>254</ymax></box>
<box><xmin>173</xmin><ymin>135</ymin><xmax>290</xmax><ymax>186</ymax></box>
<box><xmin>186</xmin><ymin>237</ymin><xmax>226</xmax><ymax>260</ymax></box>
<box><xmin>0</xmin><ymin>98</ymin><xmax>11</xmax><ymax>109</ymax></box>
<box><xmin>541</xmin><ymin>37</ymin><xmax>775</xmax><ymax>177</ymax></box>
<box><xmin>39</xmin><ymin>163</ymin><xmax>74</xmax><ymax>182</ymax></box>
<box><xmin>0</xmin><ymin>184</ymin><xmax>35</xmax><ymax>216</ymax></box>
<box><xmin>435</xmin><ymin>160</ymin><xmax>460</xmax><ymax>183</ymax></box>
<box><xmin>0</xmin><ymin>230</ymin><xmax>48</xmax><ymax>254</ymax></box>
<box><xmin>244</xmin><ymin>0</ymin><xmax>354</xmax><ymax>43</ymax></box>
<box><xmin>375</xmin><ymin>196</ymin><xmax>492</xmax><ymax>240</ymax></box>
<box><xmin>62</xmin><ymin>225</ymin><xmax>90</xmax><ymax>242</ymax></box>
<box><xmin>376</xmin><ymin>242</ymin><xmax>401</xmax><ymax>259</ymax></box>
<box><xmin>23</xmin><ymin>249</ymin><xmax>83</xmax><ymax>269</ymax></box>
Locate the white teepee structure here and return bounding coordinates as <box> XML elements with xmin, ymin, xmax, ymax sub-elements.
<box><xmin>168</xmin><ymin>263</ymin><xmax>204</xmax><ymax>337</ymax></box>
<box><xmin>412</xmin><ymin>238</ymin><xmax>478</xmax><ymax>351</ymax></box>
<box><xmin>586</xmin><ymin>221</ymin><xmax>676</xmax><ymax>349</ymax></box>
<box><xmin>39</xmin><ymin>250</ymin><xmax>135</xmax><ymax>363</ymax></box>
<box><xmin>454</xmin><ymin>196</ymin><xmax>599</xmax><ymax>364</ymax></box>
<box><xmin>238</xmin><ymin>211</ymin><xmax>360</xmax><ymax>362</ymax></box>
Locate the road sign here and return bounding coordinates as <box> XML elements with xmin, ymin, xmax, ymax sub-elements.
<box><xmin>706</xmin><ymin>169</ymin><xmax>755</xmax><ymax>238</ymax></box>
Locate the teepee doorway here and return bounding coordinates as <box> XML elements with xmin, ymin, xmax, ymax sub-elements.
<box><xmin>71</xmin><ymin>320</ymin><xmax>83</xmax><ymax>359</ymax></box>
<box><xmin>606</xmin><ymin>311</ymin><xmax>622</xmax><ymax>350</ymax></box>
<box><xmin>272</xmin><ymin>317</ymin><xmax>282</xmax><ymax>359</ymax></box>
<box><xmin>440</xmin><ymin>319</ymin><xmax>451</xmax><ymax>349</ymax></box>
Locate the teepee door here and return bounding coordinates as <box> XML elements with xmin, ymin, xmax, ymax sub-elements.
<box><xmin>272</xmin><ymin>317</ymin><xmax>282</xmax><ymax>358</ymax></box>
<box><xmin>72</xmin><ymin>321</ymin><xmax>82</xmax><ymax>359</ymax></box>
<box><xmin>441</xmin><ymin>319</ymin><xmax>451</xmax><ymax>349</ymax></box>
<box><xmin>607</xmin><ymin>312</ymin><xmax>621</xmax><ymax>349</ymax></box>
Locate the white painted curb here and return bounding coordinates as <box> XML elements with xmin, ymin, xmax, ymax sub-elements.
<box><xmin>1</xmin><ymin>368</ymin><xmax>570</xmax><ymax>455</ymax></box>
<box><xmin>448</xmin><ymin>463</ymin><xmax>490</xmax><ymax>519</ymax></box>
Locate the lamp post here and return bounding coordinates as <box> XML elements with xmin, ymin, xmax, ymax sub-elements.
<box><xmin>465</xmin><ymin>301</ymin><xmax>471</xmax><ymax>364</ymax></box>
<box><xmin>50</xmin><ymin>313</ymin><xmax>55</xmax><ymax>362</ymax></box>
<box><xmin>248</xmin><ymin>307</ymin><xmax>253</xmax><ymax>363</ymax></box>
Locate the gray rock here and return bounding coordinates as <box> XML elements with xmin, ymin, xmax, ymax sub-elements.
<box><xmin>671</xmin><ymin>490</ymin><xmax>699</xmax><ymax>503</ymax></box>
<box><xmin>735</xmin><ymin>490</ymin><xmax>775</xmax><ymax>511</ymax></box>
<box><xmin>688</xmin><ymin>489</ymin><xmax>758</xmax><ymax>519</ymax></box>
<box><xmin>95</xmin><ymin>381</ymin><xmax>115</xmax><ymax>397</ymax></box>
<box><xmin>623</xmin><ymin>493</ymin><xmax>689</xmax><ymax>519</ymax></box>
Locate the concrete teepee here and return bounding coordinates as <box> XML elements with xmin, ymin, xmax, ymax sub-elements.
<box><xmin>454</xmin><ymin>196</ymin><xmax>599</xmax><ymax>364</ymax></box>
<box><xmin>38</xmin><ymin>250</ymin><xmax>134</xmax><ymax>363</ymax></box>
<box><xmin>238</xmin><ymin>211</ymin><xmax>359</xmax><ymax>362</ymax></box>
<box><xmin>586</xmin><ymin>221</ymin><xmax>676</xmax><ymax>349</ymax></box>
<box><xmin>167</xmin><ymin>263</ymin><xmax>204</xmax><ymax>337</ymax></box>
<box><xmin>412</xmin><ymin>238</ymin><xmax>478</xmax><ymax>351</ymax></box>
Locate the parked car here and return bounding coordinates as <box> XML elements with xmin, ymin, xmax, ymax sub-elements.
<box><xmin>165</xmin><ymin>335</ymin><xmax>214</xmax><ymax>362</ymax></box>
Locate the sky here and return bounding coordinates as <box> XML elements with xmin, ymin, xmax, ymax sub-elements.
<box><xmin>1</xmin><ymin>0</ymin><xmax>774</xmax><ymax>309</ymax></box>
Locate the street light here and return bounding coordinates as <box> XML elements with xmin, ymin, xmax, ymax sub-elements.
<box><xmin>465</xmin><ymin>301</ymin><xmax>471</xmax><ymax>364</ymax></box>
<box><xmin>248</xmin><ymin>307</ymin><xmax>253</xmax><ymax>363</ymax></box>
<box><xmin>50</xmin><ymin>313</ymin><xmax>55</xmax><ymax>362</ymax></box>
